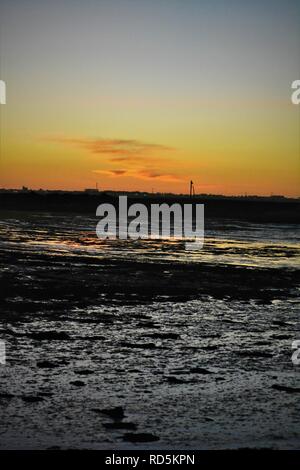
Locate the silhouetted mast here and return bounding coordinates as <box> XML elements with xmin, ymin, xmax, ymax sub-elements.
<box><xmin>190</xmin><ymin>180</ymin><xmax>195</xmax><ymax>198</ymax></box>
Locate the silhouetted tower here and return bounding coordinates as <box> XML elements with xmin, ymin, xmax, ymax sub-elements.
<box><xmin>190</xmin><ymin>180</ymin><xmax>195</xmax><ymax>198</ymax></box>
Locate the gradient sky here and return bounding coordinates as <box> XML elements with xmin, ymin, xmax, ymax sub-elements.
<box><xmin>0</xmin><ymin>0</ymin><xmax>299</xmax><ymax>195</ymax></box>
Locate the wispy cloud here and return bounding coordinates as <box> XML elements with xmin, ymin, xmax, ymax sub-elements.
<box><xmin>96</xmin><ymin>169</ymin><xmax>128</xmax><ymax>177</ymax></box>
<box><xmin>47</xmin><ymin>135</ymin><xmax>181</xmax><ymax>183</ymax></box>
<box><xmin>94</xmin><ymin>168</ymin><xmax>181</xmax><ymax>182</ymax></box>
<box><xmin>46</xmin><ymin>136</ymin><xmax>172</xmax><ymax>159</ymax></box>
<box><xmin>136</xmin><ymin>170</ymin><xmax>181</xmax><ymax>182</ymax></box>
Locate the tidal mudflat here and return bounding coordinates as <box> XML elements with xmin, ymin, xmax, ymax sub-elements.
<box><xmin>0</xmin><ymin>212</ymin><xmax>299</xmax><ymax>449</ymax></box>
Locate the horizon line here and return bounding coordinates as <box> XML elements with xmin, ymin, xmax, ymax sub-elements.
<box><xmin>0</xmin><ymin>187</ymin><xmax>299</xmax><ymax>200</ymax></box>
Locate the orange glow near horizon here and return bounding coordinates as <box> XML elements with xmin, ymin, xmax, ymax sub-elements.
<box><xmin>0</xmin><ymin>1</ymin><xmax>299</xmax><ymax>197</ymax></box>
<box><xmin>1</xmin><ymin>102</ymin><xmax>299</xmax><ymax>197</ymax></box>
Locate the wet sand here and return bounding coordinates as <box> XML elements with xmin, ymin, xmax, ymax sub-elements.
<box><xmin>0</xmin><ymin>213</ymin><xmax>299</xmax><ymax>449</ymax></box>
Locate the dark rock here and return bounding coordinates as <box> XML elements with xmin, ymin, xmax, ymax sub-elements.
<box><xmin>272</xmin><ymin>320</ymin><xmax>289</xmax><ymax>327</ymax></box>
<box><xmin>103</xmin><ymin>422</ymin><xmax>137</xmax><ymax>430</ymax></box>
<box><xmin>70</xmin><ymin>380</ymin><xmax>86</xmax><ymax>387</ymax></box>
<box><xmin>37</xmin><ymin>361</ymin><xmax>58</xmax><ymax>368</ymax></box>
<box><xmin>120</xmin><ymin>341</ymin><xmax>157</xmax><ymax>349</ymax></box>
<box><xmin>145</xmin><ymin>332</ymin><xmax>180</xmax><ymax>340</ymax></box>
<box><xmin>166</xmin><ymin>376</ymin><xmax>193</xmax><ymax>384</ymax></box>
<box><xmin>81</xmin><ymin>335</ymin><xmax>105</xmax><ymax>341</ymax></box>
<box><xmin>272</xmin><ymin>384</ymin><xmax>300</xmax><ymax>394</ymax></box>
<box><xmin>235</xmin><ymin>350</ymin><xmax>273</xmax><ymax>358</ymax></box>
<box><xmin>189</xmin><ymin>367</ymin><xmax>213</xmax><ymax>374</ymax></box>
<box><xmin>31</xmin><ymin>331</ymin><xmax>71</xmax><ymax>341</ymax></box>
<box><xmin>137</xmin><ymin>321</ymin><xmax>159</xmax><ymax>328</ymax></box>
<box><xmin>122</xmin><ymin>433</ymin><xmax>159</xmax><ymax>443</ymax></box>
<box><xmin>22</xmin><ymin>396</ymin><xmax>44</xmax><ymax>403</ymax></box>
<box><xmin>92</xmin><ymin>406</ymin><xmax>125</xmax><ymax>420</ymax></box>
<box><xmin>75</xmin><ymin>369</ymin><xmax>94</xmax><ymax>375</ymax></box>
<box><xmin>5</xmin><ymin>328</ymin><xmax>24</xmax><ymax>337</ymax></box>
<box><xmin>167</xmin><ymin>369</ymin><xmax>188</xmax><ymax>375</ymax></box>
<box><xmin>271</xmin><ymin>334</ymin><xmax>291</xmax><ymax>340</ymax></box>
<box><xmin>0</xmin><ymin>392</ymin><xmax>14</xmax><ymax>399</ymax></box>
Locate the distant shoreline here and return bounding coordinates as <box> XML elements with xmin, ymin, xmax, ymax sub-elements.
<box><xmin>0</xmin><ymin>191</ymin><xmax>299</xmax><ymax>223</ymax></box>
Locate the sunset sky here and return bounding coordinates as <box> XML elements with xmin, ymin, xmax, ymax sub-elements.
<box><xmin>0</xmin><ymin>0</ymin><xmax>299</xmax><ymax>196</ymax></box>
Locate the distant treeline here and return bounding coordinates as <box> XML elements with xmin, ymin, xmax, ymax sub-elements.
<box><xmin>0</xmin><ymin>191</ymin><xmax>299</xmax><ymax>223</ymax></box>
